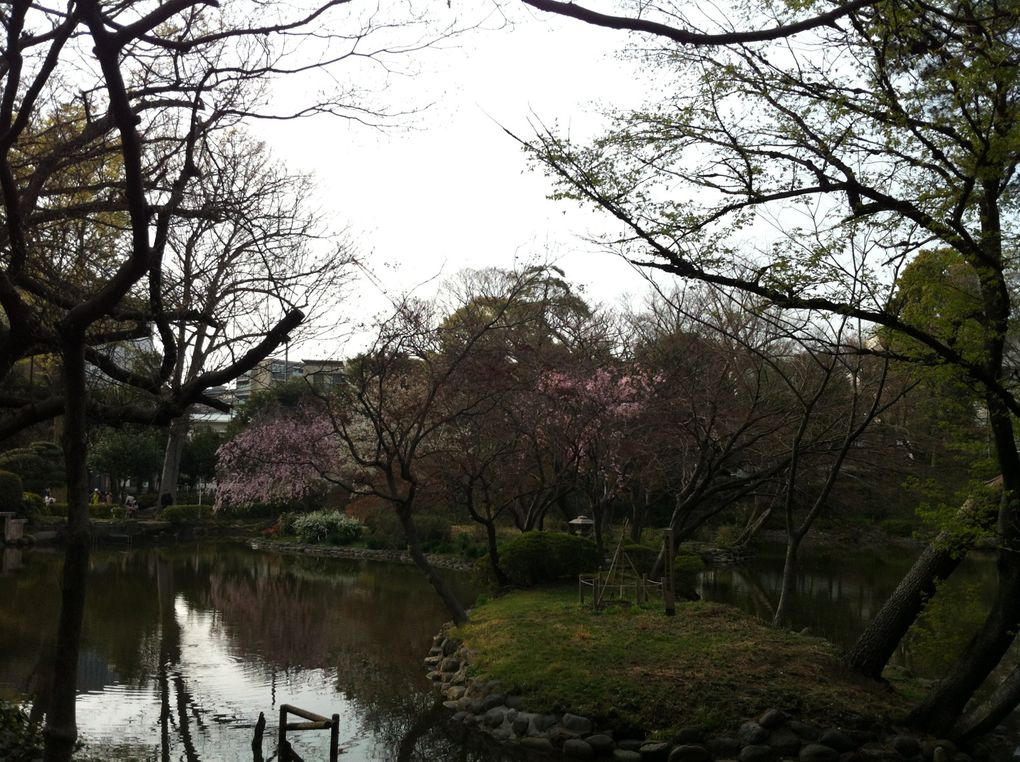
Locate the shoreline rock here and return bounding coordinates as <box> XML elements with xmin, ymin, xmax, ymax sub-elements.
<box><xmin>248</xmin><ymin>538</ymin><xmax>474</xmax><ymax>570</ymax></box>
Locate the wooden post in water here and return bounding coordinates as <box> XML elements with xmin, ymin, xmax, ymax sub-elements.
<box><xmin>252</xmin><ymin>711</ymin><xmax>266</xmax><ymax>762</ymax></box>
<box><xmin>663</xmin><ymin>528</ymin><xmax>676</xmax><ymax>616</ymax></box>
<box><xmin>278</xmin><ymin>705</ymin><xmax>287</xmax><ymax>754</ymax></box>
<box><xmin>330</xmin><ymin>713</ymin><xmax>340</xmax><ymax>762</ymax></box>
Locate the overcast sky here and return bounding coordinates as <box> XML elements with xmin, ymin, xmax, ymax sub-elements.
<box><xmin>254</xmin><ymin>2</ymin><xmax>658</xmax><ymax>356</ymax></box>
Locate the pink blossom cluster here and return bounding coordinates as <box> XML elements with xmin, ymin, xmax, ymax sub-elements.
<box><xmin>535</xmin><ymin>366</ymin><xmax>656</xmax><ymax>474</ymax></box>
<box><xmin>216</xmin><ymin>405</ymin><xmax>338</xmax><ymax>508</ymax></box>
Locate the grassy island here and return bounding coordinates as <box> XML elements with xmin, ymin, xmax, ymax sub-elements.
<box><xmin>454</xmin><ymin>589</ymin><xmax>913</xmax><ymax>738</ymax></box>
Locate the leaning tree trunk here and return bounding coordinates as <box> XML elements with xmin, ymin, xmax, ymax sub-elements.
<box><xmin>907</xmin><ymin>550</ymin><xmax>1020</xmax><ymax>733</ymax></box>
<box><xmin>952</xmin><ymin>662</ymin><xmax>1020</xmax><ymax>740</ymax></box>
<box><xmin>44</xmin><ymin>339</ymin><xmax>92</xmax><ymax>762</ymax></box>
<box><xmin>398</xmin><ymin>505</ymin><xmax>470</xmax><ymax>626</ymax></box>
<box><xmin>159</xmin><ymin>417</ymin><xmax>189</xmax><ymax>506</ymax></box>
<box><xmin>843</xmin><ymin>492</ymin><xmax>998</xmax><ymax>679</ymax></box>
<box><xmin>907</xmin><ymin>392</ymin><xmax>1020</xmax><ymax>734</ymax></box>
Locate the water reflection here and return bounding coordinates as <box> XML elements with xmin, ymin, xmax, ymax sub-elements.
<box><xmin>0</xmin><ymin>544</ymin><xmax>532</xmax><ymax>761</ymax></box>
<box><xmin>696</xmin><ymin>545</ymin><xmax>1009</xmax><ymax>676</ymax></box>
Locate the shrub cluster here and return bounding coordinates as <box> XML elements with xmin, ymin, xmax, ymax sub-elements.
<box><xmin>293</xmin><ymin>510</ymin><xmax>363</xmax><ymax>545</ymax></box>
<box><xmin>674</xmin><ymin>552</ymin><xmax>706</xmax><ymax>576</ymax></box>
<box><xmin>162</xmin><ymin>504</ymin><xmax>213</xmax><ymax>524</ymax></box>
<box><xmin>499</xmin><ymin>531</ymin><xmax>599</xmax><ymax>588</ymax></box>
<box><xmin>21</xmin><ymin>492</ymin><xmax>44</xmax><ymax>520</ymax></box>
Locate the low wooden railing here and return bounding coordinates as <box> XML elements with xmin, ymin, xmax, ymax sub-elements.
<box><xmin>251</xmin><ymin>704</ymin><xmax>340</xmax><ymax>761</ymax></box>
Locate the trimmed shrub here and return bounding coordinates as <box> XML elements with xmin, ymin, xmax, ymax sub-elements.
<box><xmin>674</xmin><ymin>552</ymin><xmax>705</xmax><ymax>576</ymax></box>
<box><xmin>21</xmin><ymin>492</ymin><xmax>44</xmax><ymax>520</ymax></box>
<box><xmin>293</xmin><ymin>510</ymin><xmax>364</xmax><ymax>545</ymax></box>
<box><xmin>48</xmin><ymin>502</ymin><xmax>68</xmax><ymax>517</ymax></box>
<box><xmin>0</xmin><ymin>443</ymin><xmax>64</xmax><ymax>494</ymax></box>
<box><xmin>0</xmin><ymin>470</ymin><xmax>23</xmax><ymax>513</ymax></box>
<box><xmin>89</xmin><ymin>504</ymin><xmax>114</xmax><ymax>519</ymax></box>
<box><xmin>138</xmin><ymin>493</ymin><xmax>160</xmax><ymax>509</ymax></box>
<box><xmin>500</xmin><ymin>531</ymin><xmax>599</xmax><ymax>588</ymax></box>
<box><xmin>162</xmin><ymin>504</ymin><xmax>213</xmax><ymax>524</ymax></box>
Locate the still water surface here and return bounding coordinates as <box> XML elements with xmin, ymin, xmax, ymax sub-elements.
<box><xmin>0</xmin><ymin>543</ymin><xmax>525</xmax><ymax>761</ymax></box>
<box><xmin>0</xmin><ymin>542</ymin><xmax>1014</xmax><ymax>759</ymax></box>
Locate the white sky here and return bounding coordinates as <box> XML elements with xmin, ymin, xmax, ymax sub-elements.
<box><xmin>254</xmin><ymin>3</ymin><xmax>658</xmax><ymax>357</ymax></box>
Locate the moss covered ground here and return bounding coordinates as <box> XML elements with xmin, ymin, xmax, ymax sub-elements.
<box><xmin>454</xmin><ymin>588</ymin><xmax>914</xmax><ymax>738</ymax></box>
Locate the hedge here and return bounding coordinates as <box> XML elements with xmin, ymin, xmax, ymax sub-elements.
<box><xmin>162</xmin><ymin>504</ymin><xmax>214</xmax><ymax>524</ymax></box>
<box><xmin>500</xmin><ymin>531</ymin><xmax>599</xmax><ymax>588</ymax></box>
<box><xmin>0</xmin><ymin>470</ymin><xmax>23</xmax><ymax>513</ymax></box>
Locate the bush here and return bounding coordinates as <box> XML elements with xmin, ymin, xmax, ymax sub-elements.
<box><xmin>0</xmin><ymin>442</ymin><xmax>64</xmax><ymax>494</ymax></box>
<box><xmin>162</xmin><ymin>504</ymin><xmax>213</xmax><ymax>524</ymax></box>
<box><xmin>138</xmin><ymin>493</ymin><xmax>159</xmax><ymax>509</ymax></box>
<box><xmin>293</xmin><ymin>510</ymin><xmax>364</xmax><ymax>545</ymax></box>
<box><xmin>0</xmin><ymin>470</ymin><xmax>23</xmax><ymax>513</ymax></box>
<box><xmin>500</xmin><ymin>531</ymin><xmax>599</xmax><ymax>588</ymax></box>
<box><xmin>0</xmin><ymin>699</ymin><xmax>43</xmax><ymax>762</ymax></box>
<box><xmin>49</xmin><ymin>501</ymin><xmax>68</xmax><ymax>517</ymax></box>
<box><xmin>674</xmin><ymin>552</ymin><xmax>706</xmax><ymax>576</ymax></box>
<box><xmin>89</xmin><ymin>503</ymin><xmax>114</xmax><ymax>519</ymax></box>
<box><xmin>361</xmin><ymin>507</ymin><xmax>404</xmax><ymax>548</ymax></box>
<box><xmin>20</xmin><ymin>491</ymin><xmax>43</xmax><ymax>519</ymax></box>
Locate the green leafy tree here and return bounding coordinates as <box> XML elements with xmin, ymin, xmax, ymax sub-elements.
<box><xmin>179</xmin><ymin>428</ymin><xmax>223</xmax><ymax>491</ymax></box>
<box><xmin>88</xmin><ymin>427</ymin><xmax>163</xmax><ymax>499</ymax></box>
<box><xmin>523</xmin><ymin>0</ymin><xmax>1020</xmax><ymax>736</ymax></box>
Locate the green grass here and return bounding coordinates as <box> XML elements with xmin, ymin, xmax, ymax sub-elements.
<box><xmin>455</xmin><ymin>588</ymin><xmax>913</xmax><ymax>737</ymax></box>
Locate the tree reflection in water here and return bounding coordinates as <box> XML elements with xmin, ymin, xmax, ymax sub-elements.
<box><xmin>0</xmin><ymin>544</ymin><xmax>538</xmax><ymax>760</ymax></box>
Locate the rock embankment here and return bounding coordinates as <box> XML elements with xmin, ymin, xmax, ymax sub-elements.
<box><xmin>425</xmin><ymin>628</ymin><xmax>1013</xmax><ymax>762</ymax></box>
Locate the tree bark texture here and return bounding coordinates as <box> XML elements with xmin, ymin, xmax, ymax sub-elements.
<box><xmin>844</xmin><ymin>493</ymin><xmax>998</xmax><ymax>680</ymax></box>
<box><xmin>159</xmin><ymin>417</ymin><xmax>189</xmax><ymax>505</ymax></box>
<box><xmin>44</xmin><ymin>340</ymin><xmax>91</xmax><ymax>762</ymax></box>
<box><xmin>907</xmin><ymin>552</ymin><xmax>1020</xmax><ymax>733</ymax></box>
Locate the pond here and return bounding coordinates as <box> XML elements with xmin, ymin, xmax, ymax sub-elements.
<box><xmin>696</xmin><ymin>543</ymin><xmax>1006</xmax><ymax>677</ymax></box>
<box><xmin>1</xmin><ymin>541</ymin><xmax>1016</xmax><ymax>759</ymax></box>
<box><xmin>0</xmin><ymin>543</ymin><xmax>526</xmax><ymax>761</ymax></box>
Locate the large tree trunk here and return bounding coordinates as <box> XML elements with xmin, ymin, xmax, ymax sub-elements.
<box><xmin>398</xmin><ymin>506</ymin><xmax>469</xmax><ymax>626</ymax></box>
<box><xmin>907</xmin><ymin>550</ymin><xmax>1020</xmax><ymax>733</ymax></box>
<box><xmin>159</xmin><ymin>417</ymin><xmax>189</xmax><ymax>506</ymax></box>
<box><xmin>44</xmin><ymin>341</ymin><xmax>91</xmax><ymax>762</ymax></box>
<box><xmin>907</xmin><ymin>390</ymin><xmax>1020</xmax><ymax>733</ymax></box>
<box><xmin>952</xmin><ymin>662</ymin><xmax>1020</xmax><ymax>740</ymax></box>
<box><xmin>844</xmin><ymin>491</ymin><xmax>998</xmax><ymax>679</ymax></box>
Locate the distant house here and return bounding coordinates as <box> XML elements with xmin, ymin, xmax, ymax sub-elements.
<box><xmin>232</xmin><ymin>356</ymin><xmax>344</xmax><ymax>404</ymax></box>
<box><xmin>233</xmin><ymin>356</ymin><xmax>305</xmax><ymax>403</ymax></box>
<box><xmin>188</xmin><ymin>385</ymin><xmax>232</xmax><ymax>434</ymax></box>
<box><xmin>301</xmin><ymin>359</ymin><xmax>345</xmax><ymax>390</ymax></box>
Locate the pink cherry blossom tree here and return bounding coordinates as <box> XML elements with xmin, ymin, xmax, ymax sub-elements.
<box><xmin>535</xmin><ymin>365</ymin><xmax>656</xmax><ymax>555</ymax></box>
<box><xmin>216</xmin><ymin>401</ymin><xmax>338</xmax><ymax>509</ymax></box>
